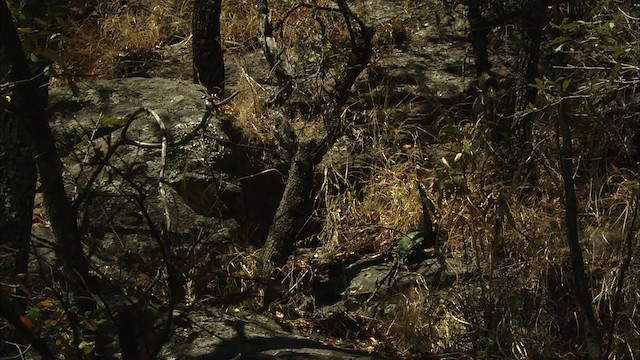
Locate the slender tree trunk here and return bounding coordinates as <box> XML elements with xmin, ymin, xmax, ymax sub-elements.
<box><xmin>466</xmin><ymin>0</ymin><xmax>498</xmax><ymax>138</ymax></box>
<box><xmin>513</xmin><ymin>0</ymin><xmax>546</xmax><ymax>133</ymax></box>
<box><xmin>552</xmin><ymin>2</ymin><xmax>604</xmax><ymax>358</ymax></box>
<box><xmin>192</xmin><ymin>0</ymin><xmax>224</xmax><ymax>98</ymax></box>
<box><xmin>467</xmin><ymin>0</ymin><xmax>492</xmax><ymax>80</ymax></box>
<box><xmin>556</xmin><ymin>93</ymin><xmax>604</xmax><ymax>360</ymax></box>
<box><xmin>0</xmin><ymin>0</ymin><xmax>49</xmax><ymax>286</ymax></box>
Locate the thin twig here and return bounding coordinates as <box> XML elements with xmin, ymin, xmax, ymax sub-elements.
<box><xmin>122</xmin><ymin>92</ymin><xmax>239</xmax><ymax>149</ymax></box>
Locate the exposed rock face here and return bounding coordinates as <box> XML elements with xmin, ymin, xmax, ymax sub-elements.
<box><xmin>48</xmin><ymin>78</ymin><xmax>240</xmax><ymax>268</ymax></box>
<box><xmin>161</xmin><ymin>310</ymin><xmax>383</xmax><ymax>359</ymax></box>
<box><xmin>46</xmin><ymin>78</ymin><xmax>381</xmax><ymax>359</ymax></box>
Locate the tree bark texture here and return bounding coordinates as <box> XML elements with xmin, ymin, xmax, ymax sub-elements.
<box><xmin>0</xmin><ymin>0</ymin><xmax>90</xmax><ymax>291</ymax></box>
<box><xmin>0</xmin><ymin>0</ymin><xmax>50</xmax><ymax>282</ymax></box>
<box><xmin>192</xmin><ymin>0</ymin><xmax>224</xmax><ymax>98</ymax></box>
<box><xmin>512</xmin><ymin>1</ymin><xmax>547</xmax><ymax>153</ymax></box>
<box><xmin>487</xmin><ymin>0</ymin><xmax>547</xmax><ymax>185</ymax></box>
<box><xmin>261</xmin><ymin>141</ymin><xmax>315</xmax><ymax>273</ymax></box>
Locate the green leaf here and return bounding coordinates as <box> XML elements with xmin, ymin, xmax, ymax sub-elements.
<box><xmin>98</xmin><ymin>116</ymin><xmax>127</xmax><ymax>128</ymax></box>
<box><xmin>622</xmin><ymin>180</ymin><xmax>640</xmax><ymax>191</ymax></box>
<box><xmin>558</xmin><ymin>21</ymin><xmax>578</xmax><ymax>31</ymax></box>
<box><xmin>74</xmin><ymin>135</ymin><xmax>89</xmax><ymax>150</ymax></box>
<box><xmin>27</xmin><ymin>306</ymin><xmax>41</xmax><ymax>320</ymax></box>
<box><xmin>399</xmin><ymin>231</ymin><xmax>424</xmax><ymax>255</ymax></box>
<box><xmin>417</xmin><ymin>181</ymin><xmax>438</xmax><ymax>249</ymax></box>
<box><xmin>610</xmin><ymin>45</ymin><xmax>627</xmax><ymax>58</ymax></box>
<box><xmin>62</xmin><ymin>156</ymin><xmax>80</xmax><ymax>166</ymax></box>
<box><xmin>551</xmin><ymin>36</ymin><xmax>568</xmax><ymax>45</ymax></box>
<box><xmin>610</xmin><ymin>62</ymin><xmax>621</xmax><ymax>79</ymax></box>
<box><xmin>79</xmin><ymin>340</ymin><xmax>94</xmax><ymax>355</ymax></box>
<box><xmin>553</xmin><ymin>43</ymin><xmax>564</xmax><ymax>53</ymax></box>
<box><xmin>562</xmin><ymin>78</ymin><xmax>571</xmax><ymax>92</ymax></box>
<box><xmin>417</xmin><ymin>182</ymin><xmax>436</xmax><ymax>215</ymax></box>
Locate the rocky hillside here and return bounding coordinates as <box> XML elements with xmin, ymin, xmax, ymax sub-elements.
<box><xmin>1</xmin><ymin>0</ymin><xmax>638</xmax><ymax>359</ymax></box>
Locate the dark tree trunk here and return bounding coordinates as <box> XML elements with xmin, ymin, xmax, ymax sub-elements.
<box><xmin>556</xmin><ymin>90</ymin><xmax>604</xmax><ymax>360</ymax></box>
<box><xmin>259</xmin><ymin>0</ymin><xmax>373</xmax><ymax>275</ymax></box>
<box><xmin>0</xmin><ymin>0</ymin><xmax>49</xmax><ymax>284</ymax></box>
<box><xmin>0</xmin><ymin>0</ymin><xmax>91</xmax><ymax>297</ymax></box>
<box><xmin>0</xmin><ymin>110</ymin><xmax>37</xmax><ymax>278</ymax></box>
<box><xmin>466</xmin><ymin>0</ymin><xmax>498</xmax><ymax>138</ymax></box>
<box><xmin>261</xmin><ymin>141</ymin><xmax>316</xmax><ymax>273</ymax></box>
<box><xmin>552</xmin><ymin>2</ymin><xmax>604</xmax><ymax>357</ymax></box>
<box><xmin>192</xmin><ymin>0</ymin><xmax>224</xmax><ymax>98</ymax></box>
<box><xmin>509</xmin><ymin>0</ymin><xmax>548</xmax><ymax>182</ymax></box>
<box><xmin>513</xmin><ymin>0</ymin><xmax>547</xmax><ymax>135</ymax></box>
<box><xmin>467</xmin><ymin>0</ymin><xmax>492</xmax><ymax>80</ymax></box>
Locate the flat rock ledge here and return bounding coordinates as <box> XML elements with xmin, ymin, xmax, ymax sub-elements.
<box><xmin>161</xmin><ymin>310</ymin><xmax>383</xmax><ymax>360</ymax></box>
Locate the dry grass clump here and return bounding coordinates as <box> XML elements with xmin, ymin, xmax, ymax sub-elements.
<box><xmin>312</xmin><ymin>88</ymin><xmax>640</xmax><ymax>357</ymax></box>
<box><xmin>222</xmin><ymin>0</ymin><xmax>260</xmax><ymax>52</ymax></box>
<box><xmin>64</xmin><ymin>0</ymin><xmax>192</xmax><ymax>78</ymax></box>
<box><xmin>227</xmin><ymin>69</ymin><xmax>279</xmax><ymax>145</ymax></box>
<box><xmin>385</xmin><ymin>285</ymin><xmax>472</xmax><ymax>355</ymax></box>
<box><xmin>320</xmin><ymin>115</ymin><xmax>428</xmax><ymax>254</ymax></box>
<box><xmin>321</xmin><ymin>167</ymin><xmax>414</xmax><ymax>254</ymax></box>
<box><xmin>374</xmin><ymin>17</ymin><xmax>411</xmax><ymax>48</ymax></box>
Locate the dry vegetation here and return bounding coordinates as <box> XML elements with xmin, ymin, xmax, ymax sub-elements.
<box><xmin>5</xmin><ymin>0</ymin><xmax>639</xmax><ymax>358</ymax></box>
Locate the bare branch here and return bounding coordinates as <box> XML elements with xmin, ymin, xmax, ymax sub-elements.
<box><xmin>259</xmin><ymin>0</ymin><xmax>294</xmax><ymax>106</ymax></box>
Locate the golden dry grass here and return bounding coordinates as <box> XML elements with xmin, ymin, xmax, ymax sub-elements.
<box><xmin>227</xmin><ymin>68</ymin><xmax>278</xmax><ymax>144</ymax></box>
<box><xmin>64</xmin><ymin>0</ymin><xmax>192</xmax><ymax>78</ymax></box>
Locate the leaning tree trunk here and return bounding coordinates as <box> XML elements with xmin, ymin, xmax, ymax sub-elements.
<box><xmin>260</xmin><ymin>0</ymin><xmax>373</xmax><ymax>275</ymax></box>
<box><xmin>260</xmin><ymin>141</ymin><xmax>316</xmax><ymax>272</ymax></box>
<box><xmin>192</xmin><ymin>0</ymin><xmax>224</xmax><ymax>98</ymax></box>
<box><xmin>556</xmin><ymin>84</ymin><xmax>604</xmax><ymax>360</ymax></box>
